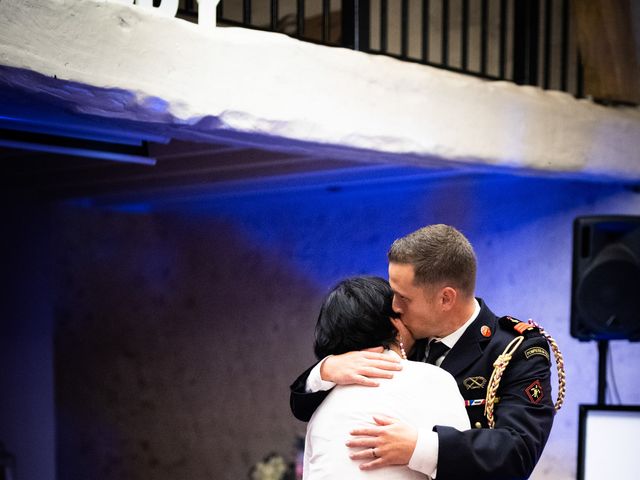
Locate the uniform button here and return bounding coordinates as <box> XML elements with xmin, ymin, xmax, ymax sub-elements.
<box><xmin>474</xmin><ymin>422</ymin><xmax>482</xmax><ymax>429</ymax></box>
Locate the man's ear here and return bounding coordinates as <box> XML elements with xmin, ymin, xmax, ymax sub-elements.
<box><xmin>440</xmin><ymin>286</ymin><xmax>457</xmax><ymax>311</ymax></box>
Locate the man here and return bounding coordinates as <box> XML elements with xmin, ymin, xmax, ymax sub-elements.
<box><xmin>304</xmin><ymin>276</ymin><xmax>469</xmax><ymax>479</ymax></box>
<box><xmin>290</xmin><ymin>224</ymin><xmax>555</xmax><ymax>479</ymax></box>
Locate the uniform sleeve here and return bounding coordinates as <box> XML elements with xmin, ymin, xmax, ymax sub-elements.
<box><xmin>289</xmin><ymin>363</ymin><xmax>332</xmax><ymax>422</ymax></box>
<box><xmin>434</xmin><ymin>335</ymin><xmax>555</xmax><ymax>480</ymax></box>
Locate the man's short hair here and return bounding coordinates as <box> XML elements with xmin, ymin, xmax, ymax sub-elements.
<box><xmin>387</xmin><ymin>224</ymin><xmax>477</xmax><ymax>296</ymax></box>
<box><xmin>313</xmin><ymin>276</ymin><xmax>399</xmax><ymax>360</ymax></box>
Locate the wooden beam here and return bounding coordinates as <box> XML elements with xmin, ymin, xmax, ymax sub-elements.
<box><xmin>573</xmin><ymin>0</ymin><xmax>640</xmax><ymax>104</ymax></box>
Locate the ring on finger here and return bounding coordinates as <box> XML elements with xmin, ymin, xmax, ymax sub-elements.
<box><xmin>371</xmin><ymin>448</ymin><xmax>378</xmax><ymax>458</ymax></box>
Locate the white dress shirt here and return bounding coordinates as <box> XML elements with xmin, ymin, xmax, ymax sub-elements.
<box><xmin>303</xmin><ymin>350</ymin><xmax>469</xmax><ymax>480</ymax></box>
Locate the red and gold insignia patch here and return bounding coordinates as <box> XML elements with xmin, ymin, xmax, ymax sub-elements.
<box><xmin>481</xmin><ymin>325</ymin><xmax>492</xmax><ymax>337</ymax></box>
<box><xmin>513</xmin><ymin>321</ymin><xmax>534</xmax><ymax>334</ymax></box>
<box><xmin>501</xmin><ymin>316</ymin><xmax>536</xmax><ymax>335</ymax></box>
<box><xmin>525</xmin><ymin>380</ymin><xmax>544</xmax><ymax>404</ymax></box>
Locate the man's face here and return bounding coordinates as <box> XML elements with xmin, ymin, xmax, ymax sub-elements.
<box><xmin>388</xmin><ymin>262</ymin><xmax>442</xmax><ymax>339</ymax></box>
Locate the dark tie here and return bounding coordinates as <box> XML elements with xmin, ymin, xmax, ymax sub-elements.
<box><xmin>425</xmin><ymin>340</ymin><xmax>450</xmax><ymax>365</ymax></box>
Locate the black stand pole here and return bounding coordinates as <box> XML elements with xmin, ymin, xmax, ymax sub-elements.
<box><xmin>597</xmin><ymin>340</ymin><xmax>609</xmax><ymax>405</ymax></box>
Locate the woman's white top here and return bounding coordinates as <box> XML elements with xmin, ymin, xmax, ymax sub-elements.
<box><xmin>303</xmin><ymin>350</ymin><xmax>470</xmax><ymax>479</ymax></box>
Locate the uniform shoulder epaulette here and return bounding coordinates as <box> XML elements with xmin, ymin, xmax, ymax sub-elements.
<box><xmin>485</xmin><ymin>316</ymin><xmax>566</xmax><ymax>429</ymax></box>
<box><xmin>499</xmin><ymin>315</ymin><xmax>541</xmax><ymax>337</ymax></box>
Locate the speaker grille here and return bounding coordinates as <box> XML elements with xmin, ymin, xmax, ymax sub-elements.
<box><xmin>571</xmin><ymin>216</ymin><xmax>640</xmax><ymax>341</ymax></box>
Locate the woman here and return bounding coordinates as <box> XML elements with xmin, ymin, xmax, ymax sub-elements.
<box><xmin>303</xmin><ymin>276</ymin><xmax>469</xmax><ymax>479</ymax></box>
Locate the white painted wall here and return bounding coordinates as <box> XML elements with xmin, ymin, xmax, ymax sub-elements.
<box><xmin>1</xmin><ymin>0</ymin><xmax>640</xmax><ymax>180</ymax></box>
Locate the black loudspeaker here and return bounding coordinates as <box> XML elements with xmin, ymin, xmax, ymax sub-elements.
<box><xmin>571</xmin><ymin>216</ymin><xmax>640</xmax><ymax>341</ymax></box>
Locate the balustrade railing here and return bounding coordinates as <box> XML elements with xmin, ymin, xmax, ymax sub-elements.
<box><xmin>176</xmin><ymin>0</ymin><xmax>583</xmax><ymax>97</ymax></box>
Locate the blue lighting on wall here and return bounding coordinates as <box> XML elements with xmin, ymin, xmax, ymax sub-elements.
<box><xmin>68</xmin><ymin>171</ymin><xmax>635</xmax><ymax>289</ymax></box>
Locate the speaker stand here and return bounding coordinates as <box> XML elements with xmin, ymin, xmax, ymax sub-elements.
<box><xmin>597</xmin><ymin>340</ymin><xmax>609</xmax><ymax>405</ymax></box>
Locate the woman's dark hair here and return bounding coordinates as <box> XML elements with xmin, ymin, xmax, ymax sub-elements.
<box><xmin>313</xmin><ymin>276</ymin><xmax>399</xmax><ymax>360</ymax></box>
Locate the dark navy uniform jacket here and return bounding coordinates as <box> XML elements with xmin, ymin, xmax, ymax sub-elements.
<box><xmin>290</xmin><ymin>299</ymin><xmax>555</xmax><ymax>480</ymax></box>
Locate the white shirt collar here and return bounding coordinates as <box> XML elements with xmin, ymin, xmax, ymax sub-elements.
<box><xmin>434</xmin><ymin>298</ymin><xmax>481</xmax><ymax>350</ymax></box>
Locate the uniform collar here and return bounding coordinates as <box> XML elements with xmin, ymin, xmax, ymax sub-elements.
<box><xmin>438</xmin><ymin>298</ymin><xmax>497</xmax><ymax>376</ymax></box>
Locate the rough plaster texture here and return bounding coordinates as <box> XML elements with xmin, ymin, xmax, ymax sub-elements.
<box><xmin>1</xmin><ymin>0</ymin><xmax>640</xmax><ymax>179</ymax></box>
<box><xmin>51</xmin><ymin>175</ymin><xmax>640</xmax><ymax>480</ymax></box>
<box><xmin>53</xmin><ymin>209</ymin><xmax>318</xmax><ymax>479</ymax></box>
